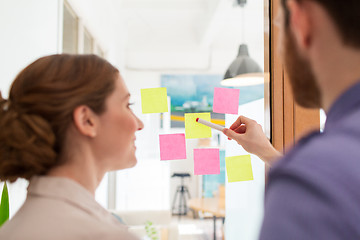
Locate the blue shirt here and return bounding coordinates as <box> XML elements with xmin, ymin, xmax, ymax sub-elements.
<box><xmin>259</xmin><ymin>82</ymin><xmax>360</xmax><ymax>239</ymax></box>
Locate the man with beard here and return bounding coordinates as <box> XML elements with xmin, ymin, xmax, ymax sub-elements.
<box><xmin>223</xmin><ymin>0</ymin><xmax>360</xmax><ymax>239</ymax></box>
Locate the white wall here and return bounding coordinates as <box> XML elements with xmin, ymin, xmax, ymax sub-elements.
<box><xmin>0</xmin><ymin>0</ymin><xmax>61</xmax><ymax>217</ymax></box>
<box><xmin>0</xmin><ymin>0</ymin><xmax>60</xmax><ymax>98</ymax></box>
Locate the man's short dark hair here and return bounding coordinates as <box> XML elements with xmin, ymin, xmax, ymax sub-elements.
<box><xmin>281</xmin><ymin>0</ymin><xmax>360</xmax><ymax>48</ymax></box>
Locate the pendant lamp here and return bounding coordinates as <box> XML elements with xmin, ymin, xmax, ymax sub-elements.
<box><xmin>221</xmin><ymin>0</ymin><xmax>264</xmax><ymax>87</ymax></box>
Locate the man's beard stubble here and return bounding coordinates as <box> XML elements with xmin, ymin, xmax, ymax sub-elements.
<box><xmin>284</xmin><ymin>31</ymin><xmax>322</xmax><ymax>108</ymax></box>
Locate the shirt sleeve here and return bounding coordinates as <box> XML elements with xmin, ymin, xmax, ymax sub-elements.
<box><xmin>258</xmin><ymin>172</ymin><xmax>347</xmax><ymax>240</ymax></box>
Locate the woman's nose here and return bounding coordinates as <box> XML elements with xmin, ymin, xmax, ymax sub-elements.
<box><xmin>137</xmin><ymin>116</ymin><xmax>144</xmax><ymax>131</ymax></box>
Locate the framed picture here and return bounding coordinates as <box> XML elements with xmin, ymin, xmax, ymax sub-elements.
<box><xmin>161</xmin><ymin>74</ymin><xmax>264</xmax><ymax>128</ymax></box>
<box><xmin>161</xmin><ymin>74</ymin><xmax>225</xmax><ymax>128</ymax></box>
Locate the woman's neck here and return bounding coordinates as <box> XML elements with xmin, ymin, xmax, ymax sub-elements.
<box><xmin>47</xmin><ymin>156</ymin><xmax>105</xmax><ymax>196</ymax></box>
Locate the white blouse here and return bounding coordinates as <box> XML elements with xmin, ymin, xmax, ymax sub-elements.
<box><xmin>0</xmin><ymin>176</ymin><xmax>138</xmax><ymax>240</ymax></box>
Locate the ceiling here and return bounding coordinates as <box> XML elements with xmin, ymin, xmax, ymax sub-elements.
<box><xmin>65</xmin><ymin>0</ymin><xmax>267</xmax><ymax>70</ymax></box>
<box><xmin>121</xmin><ymin>0</ymin><xmax>265</xmax><ymax>50</ymax></box>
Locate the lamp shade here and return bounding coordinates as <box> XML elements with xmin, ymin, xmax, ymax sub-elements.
<box><xmin>221</xmin><ymin>44</ymin><xmax>264</xmax><ymax>87</ymax></box>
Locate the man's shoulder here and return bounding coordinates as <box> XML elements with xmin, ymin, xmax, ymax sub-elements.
<box><xmin>264</xmin><ymin>127</ymin><xmax>360</xmax><ymax>239</ymax></box>
<box><xmin>271</xmin><ymin>129</ymin><xmax>360</xmax><ymax>184</ymax></box>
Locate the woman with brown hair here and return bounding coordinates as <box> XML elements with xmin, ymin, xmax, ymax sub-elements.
<box><xmin>0</xmin><ymin>54</ymin><xmax>143</xmax><ymax>239</ymax></box>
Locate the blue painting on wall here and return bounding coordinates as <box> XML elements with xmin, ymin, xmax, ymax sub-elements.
<box><xmin>161</xmin><ymin>74</ymin><xmax>264</xmax><ymax>128</ymax></box>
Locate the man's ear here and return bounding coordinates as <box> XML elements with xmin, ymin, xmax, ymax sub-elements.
<box><xmin>287</xmin><ymin>0</ymin><xmax>312</xmax><ymax>50</ymax></box>
<box><xmin>73</xmin><ymin>105</ymin><xmax>98</xmax><ymax>138</ymax></box>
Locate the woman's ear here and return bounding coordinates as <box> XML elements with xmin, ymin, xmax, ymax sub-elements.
<box><xmin>72</xmin><ymin>105</ymin><xmax>98</xmax><ymax>138</ymax></box>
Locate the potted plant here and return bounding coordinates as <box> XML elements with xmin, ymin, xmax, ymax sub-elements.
<box><xmin>144</xmin><ymin>220</ymin><xmax>159</xmax><ymax>240</ymax></box>
<box><xmin>0</xmin><ymin>183</ymin><xmax>9</xmax><ymax>227</ymax></box>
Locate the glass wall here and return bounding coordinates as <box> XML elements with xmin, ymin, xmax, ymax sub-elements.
<box><xmin>1</xmin><ymin>0</ymin><xmax>271</xmax><ymax>238</ymax></box>
<box><xmin>116</xmin><ymin>0</ymin><xmax>270</xmax><ymax>239</ymax></box>
<box><xmin>224</xmin><ymin>0</ymin><xmax>269</xmax><ymax>238</ymax></box>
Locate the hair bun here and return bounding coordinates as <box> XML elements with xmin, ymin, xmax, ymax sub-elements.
<box><xmin>0</xmin><ymin>107</ymin><xmax>57</xmax><ymax>182</ymax></box>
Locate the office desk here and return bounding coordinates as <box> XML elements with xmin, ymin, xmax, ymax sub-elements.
<box><xmin>188</xmin><ymin>198</ymin><xmax>225</xmax><ymax>240</ymax></box>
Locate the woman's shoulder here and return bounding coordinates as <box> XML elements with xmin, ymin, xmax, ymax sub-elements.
<box><xmin>0</xmin><ymin>177</ymin><xmax>139</xmax><ymax>240</ymax></box>
<box><xmin>0</xmin><ymin>196</ymin><xmax>138</xmax><ymax>240</ymax></box>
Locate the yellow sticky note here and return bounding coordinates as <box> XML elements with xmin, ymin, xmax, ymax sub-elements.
<box><xmin>226</xmin><ymin>155</ymin><xmax>254</xmax><ymax>182</ymax></box>
<box><xmin>141</xmin><ymin>88</ymin><xmax>168</xmax><ymax>114</ymax></box>
<box><xmin>185</xmin><ymin>113</ymin><xmax>212</xmax><ymax>139</ymax></box>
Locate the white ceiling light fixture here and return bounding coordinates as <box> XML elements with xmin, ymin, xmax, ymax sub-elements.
<box><xmin>221</xmin><ymin>0</ymin><xmax>264</xmax><ymax>87</ymax></box>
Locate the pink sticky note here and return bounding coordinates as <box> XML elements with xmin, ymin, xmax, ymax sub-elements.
<box><xmin>159</xmin><ymin>134</ymin><xmax>187</xmax><ymax>160</ymax></box>
<box><xmin>213</xmin><ymin>87</ymin><xmax>240</xmax><ymax>114</ymax></box>
<box><xmin>193</xmin><ymin>149</ymin><xmax>220</xmax><ymax>175</ymax></box>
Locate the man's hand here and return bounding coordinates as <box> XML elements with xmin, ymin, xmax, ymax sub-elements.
<box><xmin>222</xmin><ymin>115</ymin><xmax>282</xmax><ymax>166</ymax></box>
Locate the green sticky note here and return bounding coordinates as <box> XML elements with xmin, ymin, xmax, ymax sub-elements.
<box><xmin>226</xmin><ymin>155</ymin><xmax>254</xmax><ymax>182</ymax></box>
<box><xmin>185</xmin><ymin>112</ymin><xmax>212</xmax><ymax>139</ymax></box>
<box><xmin>141</xmin><ymin>88</ymin><xmax>168</xmax><ymax>114</ymax></box>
